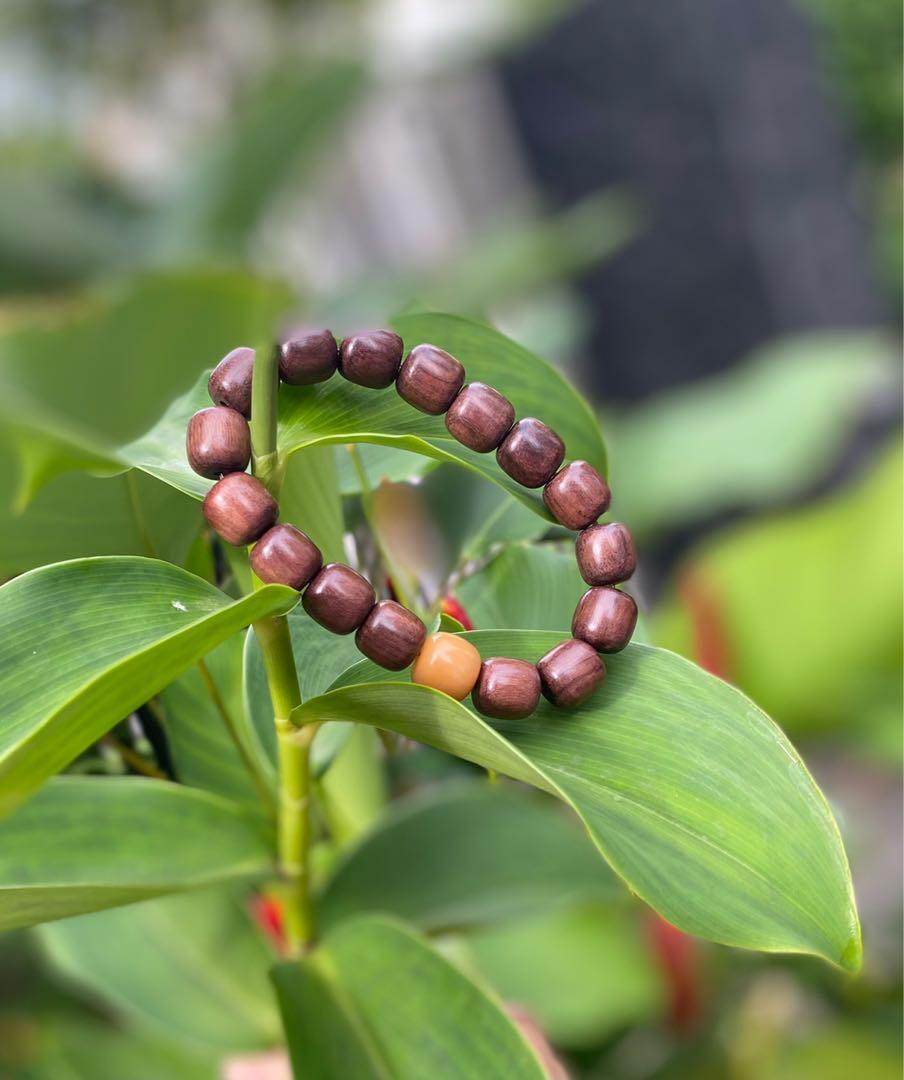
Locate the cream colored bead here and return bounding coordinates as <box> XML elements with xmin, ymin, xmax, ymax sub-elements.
<box><xmin>411</xmin><ymin>632</ymin><xmax>481</xmax><ymax>701</ymax></box>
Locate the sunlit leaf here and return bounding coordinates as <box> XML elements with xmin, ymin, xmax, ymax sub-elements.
<box><xmin>295</xmin><ymin>634</ymin><xmax>861</xmax><ymax>971</ymax></box>
<box><xmin>0</xmin><ymin>557</ymin><xmax>296</xmax><ymax>816</ymax></box>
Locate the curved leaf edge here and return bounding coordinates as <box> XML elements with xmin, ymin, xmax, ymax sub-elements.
<box><xmin>296</xmin><ymin>640</ymin><xmax>861</xmax><ymax>973</ymax></box>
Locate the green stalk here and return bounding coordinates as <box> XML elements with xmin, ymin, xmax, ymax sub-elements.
<box><xmin>249</xmin><ymin>339</ymin><xmax>315</xmax><ymax>954</ymax></box>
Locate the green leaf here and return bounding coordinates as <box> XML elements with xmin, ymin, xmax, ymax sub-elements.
<box><xmin>161</xmin><ymin>634</ymin><xmax>271</xmax><ymax>810</ymax></box>
<box><xmin>126</xmin><ymin>312</ymin><xmax>607</xmax><ymax>516</ymax></box>
<box><xmin>272</xmin><ymin>916</ymin><xmax>545</xmax><ymax>1079</ymax></box>
<box><xmin>0</xmin><ymin>556</ymin><xmax>296</xmax><ymax>816</ymax></box>
<box><xmin>457</xmin><ymin>541</ymin><xmax>588</xmax><ymax>631</ymax></box>
<box><xmin>37</xmin><ymin>889</ymin><xmax>280</xmax><ymax>1051</ymax></box>
<box><xmin>0</xmin><ymin>436</ymin><xmax>200</xmax><ymax>575</ymax></box>
<box><xmin>608</xmin><ymin>332</ymin><xmax>896</xmax><ymax>538</ymax></box>
<box><xmin>0</xmin><ymin>777</ymin><xmax>271</xmax><ymax>932</ymax></box>
<box><xmin>280</xmin><ymin>445</ymin><xmax>346</xmax><ymax>563</ymax></box>
<box><xmin>465</xmin><ymin>903</ymin><xmax>664</xmax><ymax>1048</ymax></box>
<box><xmin>319</xmin><ymin>782</ymin><xmax>616</xmax><ymax>933</ymax></box>
<box><xmin>654</xmin><ymin>439</ymin><xmax>903</xmax><ymax>738</ymax></box>
<box><xmin>297</xmin><ymin>634</ymin><xmax>861</xmax><ymax>971</ymax></box>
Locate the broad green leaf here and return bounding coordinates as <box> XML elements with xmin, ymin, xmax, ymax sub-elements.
<box><xmin>0</xmin><ymin>557</ymin><xmax>296</xmax><ymax>816</ymax></box>
<box><xmin>457</xmin><ymin>541</ymin><xmax>588</xmax><ymax>631</ymax></box>
<box><xmin>654</xmin><ymin>440</ymin><xmax>903</xmax><ymax>738</ymax></box>
<box><xmin>38</xmin><ymin>889</ymin><xmax>280</xmax><ymax>1052</ymax></box>
<box><xmin>319</xmin><ymin>782</ymin><xmax>616</xmax><ymax>932</ymax></box>
<box><xmin>608</xmin><ymin>332</ymin><xmax>896</xmax><ymax>538</ymax></box>
<box><xmin>161</xmin><ymin>634</ymin><xmax>271</xmax><ymax>810</ymax></box>
<box><xmin>317</xmin><ymin>727</ymin><xmax>387</xmax><ymax>846</ymax></box>
<box><xmin>125</xmin><ymin>313</ymin><xmax>607</xmax><ymax>516</ymax></box>
<box><xmin>298</xmin><ymin>634</ymin><xmax>861</xmax><ymax>970</ymax></box>
<box><xmin>272</xmin><ymin>916</ymin><xmax>545</xmax><ymax>1079</ymax></box>
<box><xmin>0</xmin><ymin>270</ymin><xmax>293</xmax><ymax>494</ymax></box>
<box><xmin>0</xmin><ymin>436</ymin><xmax>200</xmax><ymax>575</ymax></box>
<box><xmin>243</xmin><ymin>607</ymin><xmax>367</xmax><ymax>781</ymax></box>
<box><xmin>464</xmin><ymin>903</ymin><xmax>664</xmax><ymax>1047</ymax></box>
<box><xmin>0</xmin><ymin>777</ymin><xmax>271</xmax><ymax>932</ymax></box>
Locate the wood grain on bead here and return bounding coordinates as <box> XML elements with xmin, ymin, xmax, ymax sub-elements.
<box><xmin>543</xmin><ymin>460</ymin><xmax>611</xmax><ymax>530</ymax></box>
<box><xmin>575</xmin><ymin>522</ymin><xmax>636</xmax><ymax>586</ymax></box>
<box><xmin>411</xmin><ymin>632</ymin><xmax>482</xmax><ymax>701</ymax></box>
<box><xmin>208</xmin><ymin>347</ymin><xmax>254</xmax><ymax>418</ymax></box>
<box><xmin>339</xmin><ymin>330</ymin><xmax>403</xmax><ymax>389</ymax></box>
<box><xmin>202</xmin><ymin>472</ymin><xmax>278</xmax><ymax>547</ymax></box>
<box><xmin>536</xmin><ymin>639</ymin><xmax>605</xmax><ymax>708</ymax></box>
<box><xmin>250</xmin><ymin>524</ymin><xmax>322</xmax><ymax>590</ymax></box>
<box><xmin>396</xmin><ymin>344</ymin><xmax>465</xmax><ymax>415</ymax></box>
<box><xmin>302</xmin><ymin>563</ymin><xmax>376</xmax><ymax>635</ymax></box>
<box><xmin>572</xmin><ymin>587</ymin><xmax>638</xmax><ymax>653</ymax></box>
<box><xmin>355</xmin><ymin>600</ymin><xmax>426</xmax><ymax>671</ymax></box>
<box><xmin>472</xmin><ymin>657</ymin><xmax>541</xmax><ymax>720</ymax></box>
<box><xmin>445</xmin><ymin>382</ymin><xmax>515</xmax><ymax>453</ymax></box>
<box><xmin>186</xmin><ymin>407</ymin><xmax>251</xmax><ymax>479</ymax></box>
<box><xmin>496</xmin><ymin>417</ymin><xmax>565</xmax><ymax>488</ymax></box>
<box><xmin>278</xmin><ymin>328</ymin><xmax>338</xmax><ymax>385</ymax></box>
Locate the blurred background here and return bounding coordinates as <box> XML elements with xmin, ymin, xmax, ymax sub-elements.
<box><xmin>0</xmin><ymin>0</ymin><xmax>900</xmax><ymax>1076</ymax></box>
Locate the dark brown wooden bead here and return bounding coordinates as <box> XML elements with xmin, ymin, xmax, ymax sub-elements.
<box><xmin>576</xmin><ymin>522</ymin><xmax>637</xmax><ymax>586</ymax></box>
<box><xmin>543</xmin><ymin>460</ymin><xmax>611</xmax><ymax>530</ymax></box>
<box><xmin>572</xmin><ymin>587</ymin><xmax>638</xmax><ymax>653</ymax></box>
<box><xmin>396</xmin><ymin>344</ymin><xmax>465</xmax><ymax>415</ymax></box>
<box><xmin>496</xmin><ymin>418</ymin><xmax>565</xmax><ymax>488</ymax></box>
<box><xmin>208</xmin><ymin>347</ymin><xmax>254</xmax><ymax>418</ymax></box>
<box><xmin>536</xmin><ymin>639</ymin><xmax>606</xmax><ymax>708</ymax></box>
<box><xmin>302</xmin><ymin>563</ymin><xmax>376</xmax><ymax>635</ymax></box>
<box><xmin>202</xmin><ymin>472</ymin><xmax>278</xmax><ymax>547</ymax></box>
<box><xmin>250</xmin><ymin>524</ymin><xmax>322</xmax><ymax>591</ymax></box>
<box><xmin>339</xmin><ymin>330</ymin><xmax>403</xmax><ymax>389</ymax></box>
<box><xmin>186</xmin><ymin>407</ymin><xmax>251</xmax><ymax>479</ymax></box>
<box><xmin>445</xmin><ymin>383</ymin><xmax>515</xmax><ymax>453</ymax></box>
<box><xmin>472</xmin><ymin>657</ymin><xmax>541</xmax><ymax>720</ymax></box>
<box><xmin>355</xmin><ymin>600</ymin><xmax>426</xmax><ymax>671</ymax></box>
<box><xmin>278</xmin><ymin>328</ymin><xmax>338</xmax><ymax>385</ymax></box>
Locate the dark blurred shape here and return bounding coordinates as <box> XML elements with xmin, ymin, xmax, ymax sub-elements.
<box><xmin>502</xmin><ymin>0</ymin><xmax>886</xmax><ymax>401</ymax></box>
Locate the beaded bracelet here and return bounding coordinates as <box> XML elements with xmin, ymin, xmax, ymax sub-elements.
<box><xmin>187</xmin><ymin>330</ymin><xmax>638</xmax><ymax>719</ymax></box>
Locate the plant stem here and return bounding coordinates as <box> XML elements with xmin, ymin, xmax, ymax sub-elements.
<box><xmin>250</xmin><ymin>338</ymin><xmax>315</xmax><ymax>954</ymax></box>
<box><xmin>196</xmin><ymin>659</ymin><xmax>275</xmax><ymax>815</ymax></box>
<box><xmin>252</xmin><ymin>614</ymin><xmax>316</xmax><ymax>954</ymax></box>
<box><xmin>100</xmin><ymin>735</ymin><xmax>169</xmax><ymax>780</ymax></box>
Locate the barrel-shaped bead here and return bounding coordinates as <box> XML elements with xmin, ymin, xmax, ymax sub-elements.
<box><xmin>444</xmin><ymin>383</ymin><xmax>515</xmax><ymax>453</ymax></box>
<box><xmin>536</xmin><ymin>638</ymin><xmax>605</xmax><ymax>708</ymax></box>
<box><xmin>339</xmin><ymin>330</ymin><xmax>404</xmax><ymax>389</ymax></box>
<box><xmin>543</xmin><ymin>460</ymin><xmax>611</xmax><ymax>530</ymax></box>
<box><xmin>396</xmin><ymin>344</ymin><xmax>465</xmax><ymax>414</ymax></box>
<box><xmin>278</xmin><ymin>328</ymin><xmax>338</xmax><ymax>385</ymax></box>
<box><xmin>208</xmin><ymin>347</ymin><xmax>254</xmax><ymax>418</ymax></box>
<box><xmin>472</xmin><ymin>657</ymin><xmax>541</xmax><ymax>719</ymax></box>
<box><xmin>250</xmin><ymin>524</ymin><xmax>322</xmax><ymax>591</ymax></box>
<box><xmin>202</xmin><ymin>472</ymin><xmax>278</xmax><ymax>547</ymax></box>
<box><xmin>302</xmin><ymin>564</ymin><xmax>376</xmax><ymax>635</ymax></box>
<box><xmin>572</xmin><ymin>587</ymin><xmax>638</xmax><ymax>653</ymax></box>
<box><xmin>496</xmin><ymin>418</ymin><xmax>565</xmax><ymax>488</ymax></box>
<box><xmin>355</xmin><ymin>600</ymin><xmax>426</xmax><ymax>671</ymax></box>
<box><xmin>411</xmin><ymin>632</ymin><xmax>481</xmax><ymax>701</ymax></box>
<box><xmin>575</xmin><ymin>522</ymin><xmax>636</xmax><ymax>586</ymax></box>
<box><xmin>187</xmin><ymin>407</ymin><xmax>251</xmax><ymax>480</ymax></box>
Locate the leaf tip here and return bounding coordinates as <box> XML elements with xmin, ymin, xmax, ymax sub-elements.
<box><xmin>838</xmin><ymin>929</ymin><xmax>863</xmax><ymax>975</ymax></box>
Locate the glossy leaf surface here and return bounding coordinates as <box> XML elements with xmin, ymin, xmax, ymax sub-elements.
<box><xmin>0</xmin><ymin>557</ymin><xmax>296</xmax><ymax>815</ymax></box>
<box><xmin>297</xmin><ymin>634</ymin><xmax>861</xmax><ymax>970</ymax></box>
